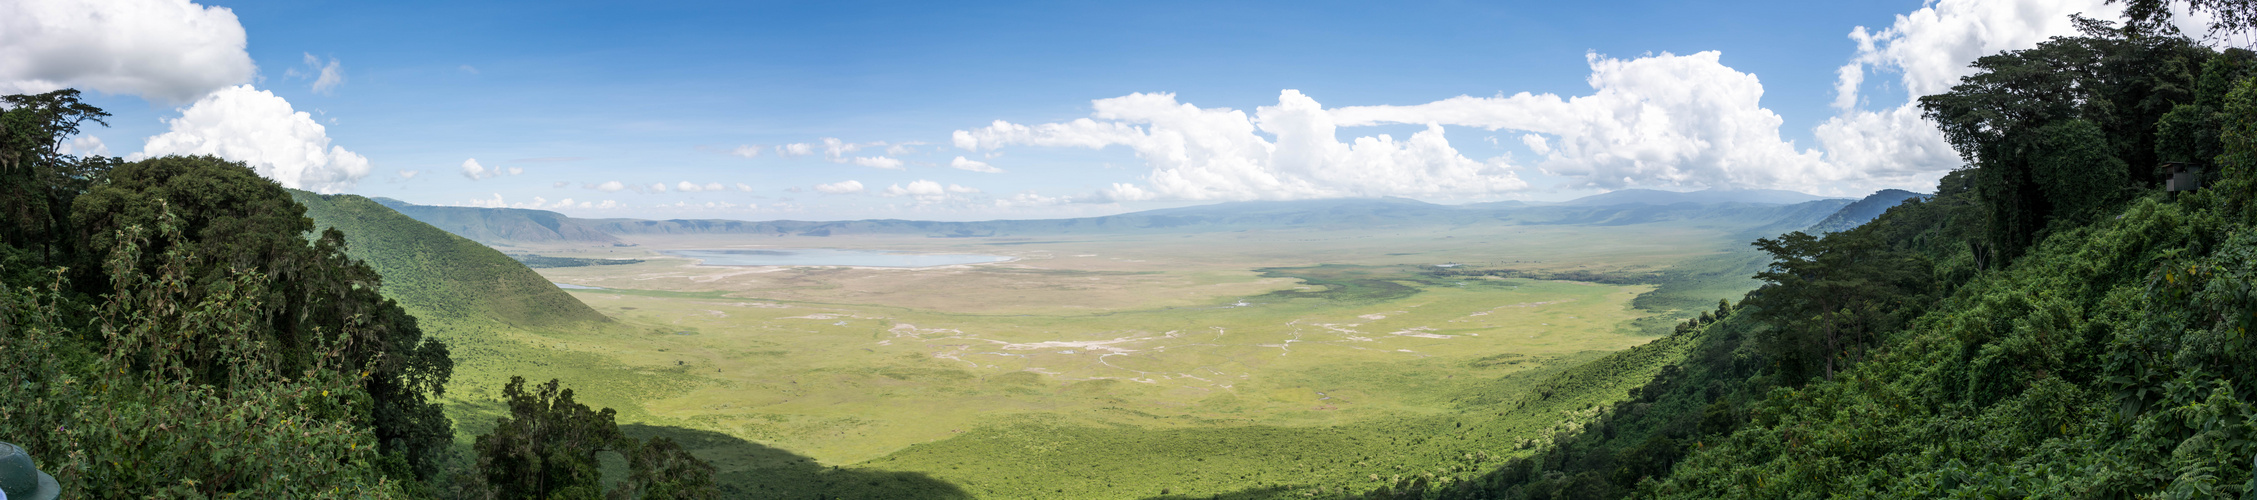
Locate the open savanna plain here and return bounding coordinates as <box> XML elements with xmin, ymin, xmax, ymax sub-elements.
<box><xmin>457</xmin><ymin>221</ymin><xmax>1763</xmax><ymax>498</ymax></box>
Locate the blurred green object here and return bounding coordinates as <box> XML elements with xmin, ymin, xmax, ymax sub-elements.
<box><xmin>0</xmin><ymin>442</ymin><xmax>58</xmax><ymax>500</ymax></box>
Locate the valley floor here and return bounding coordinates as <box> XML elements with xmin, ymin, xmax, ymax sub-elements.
<box><xmin>438</xmin><ymin>223</ymin><xmax>1755</xmax><ymax>498</ymax></box>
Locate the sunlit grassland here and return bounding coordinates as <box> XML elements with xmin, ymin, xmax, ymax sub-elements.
<box><xmin>455</xmin><ymin>221</ymin><xmax>1755</xmax><ymax>498</ymax></box>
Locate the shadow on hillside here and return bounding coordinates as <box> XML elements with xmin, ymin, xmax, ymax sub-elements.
<box><xmin>619</xmin><ymin>424</ymin><xmax>971</xmax><ymax>499</ymax></box>
<box><xmin>1138</xmin><ymin>485</ymin><xmax>1304</xmax><ymax>500</ymax></box>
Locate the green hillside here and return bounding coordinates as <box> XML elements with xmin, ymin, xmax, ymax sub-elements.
<box><xmin>291</xmin><ymin>190</ymin><xmax>607</xmax><ymax>327</ymax></box>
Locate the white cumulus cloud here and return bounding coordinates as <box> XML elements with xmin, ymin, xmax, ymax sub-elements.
<box><xmin>673</xmin><ymin>181</ymin><xmax>726</xmax><ymax>192</ymax></box>
<box><xmin>0</xmin><ymin>0</ymin><xmax>257</xmax><ymax>103</ymax></box>
<box><xmin>950</xmin><ymin>156</ymin><xmax>1003</xmax><ymax>173</ymax></box>
<box><xmin>851</xmin><ymin>156</ymin><xmax>905</xmax><ymax>169</ymax></box>
<box><xmin>398</xmin><ymin>169</ymin><xmax>419</xmax><ymax>179</ymax></box>
<box><xmin>776</xmin><ymin>138</ymin><xmax>910</xmax><ymax>169</ymax></box>
<box><xmin>587</xmin><ymin>180</ymin><xmax>627</xmax><ymax>192</ymax></box>
<box><xmin>812</xmin><ymin>180</ymin><xmax>864</xmax><ymax>194</ymax></box>
<box><xmin>881</xmin><ymin>179</ymin><xmax>953</xmax><ymax>204</ymax></box>
<box><xmin>955</xmin><ymin>90</ymin><xmax>1525</xmax><ymax>201</ymax></box>
<box><xmin>59</xmin><ymin>135</ymin><xmax>109</xmax><ymax>157</ymax></box>
<box><xmin>460</xmin><ymin>158</ymin><xmax>499</xmax><ymax>180</ymax></box>
<box><xmin>138</xmin><ymin>85</ymin><xmax>371</xmax><ymax>192</ymax></box>
<box><xmin>729</xmin><ymin>144</ymin><xmax>762</xmax><ymax>158</ymax></box>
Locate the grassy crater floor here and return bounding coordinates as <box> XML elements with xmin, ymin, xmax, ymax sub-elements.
<box><xmin>438</xmin><ymin>226</ymin><xmax>1748</xmax><ymax>498</ymax></box>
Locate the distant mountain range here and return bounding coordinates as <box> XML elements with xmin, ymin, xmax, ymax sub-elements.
<box><xmin>368</xmin><ymin>188</ymin><xmax>1904</xmax><ymax>247</ymax></box>
<box><xmin>1806</xmin><ymin>189</ymin><xmax>1932</xmax><ymax>233</ymax></box>
<box><xmin>1550</xmin><ymin>188</ymin><xmax>1835</xmax><ymax>207</ymax></box>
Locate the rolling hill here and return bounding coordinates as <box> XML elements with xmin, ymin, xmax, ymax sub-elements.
<box><xmin>292</xmin><ymin>190</ymin><xmax>609</xmax><ymax>327</ymax></box>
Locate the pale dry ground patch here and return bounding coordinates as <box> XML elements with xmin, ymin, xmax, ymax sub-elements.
<box><xmin>499</xmin><ymin>222</ymin><xmax>1731</xmax><ymax>464</ymax></box>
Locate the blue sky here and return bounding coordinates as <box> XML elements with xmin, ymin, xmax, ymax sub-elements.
<box><xmin>8</xmin><ymin>0</ymin><xmax>2182</xmax><ymax>220</ymax></box>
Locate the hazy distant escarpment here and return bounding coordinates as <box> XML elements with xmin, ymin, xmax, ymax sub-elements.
<box><xmin>389</xmin><ymin>192</ymin><xmax>1856</xmax><ymax>246</ymax></box>
<box><xmin>371</xmin><ymin>198</ymin><xmax>626</xmax><ymax>246</ymax></box>
<box><xmin>1356</xmin><ymin>20</ymin><xmax>2257</xmax><ymax>499</ymax></box>
<box><xmin>299</xmin><ymin>191</ymin><xmax>609</xmax><ymax>326</ymax></box>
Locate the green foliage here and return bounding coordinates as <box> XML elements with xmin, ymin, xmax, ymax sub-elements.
<box><xmin>0</xmin><ymin>205</ymin><xmax>401</xmax><ymax>498</ymax></box>
<box><xmin>71</xmin><ymin>156</ymin><xmax>458</xmax><ymax>482</ymax></box>
<box><xmin>1746</xmin><ymin>228</ymin><xmax>1935</xmax><ymax>381</ymax></box>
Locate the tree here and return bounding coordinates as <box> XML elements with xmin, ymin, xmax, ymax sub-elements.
<box><xmin>1747</xmin><ymin>230</ymin><xmax>1932</xmax><ymax>380</ymax></box>
<box><xmin>469</xmin><ymin>377</ymin><xmax>720</xmax><ymax>500</ymax></box>
<box><xmin>0</xmin><ymin>89</ymin><xmax>117</xmax><ymax>265</ymax></box>
<box><xmin>617</xmin><ymin>437</ymin><xmax>719</xmax><ymax>500</ymax></box>
<box><xmin>474</xmin><ymin>377</ymin><xmax>625</xmax><ymax>499</ymax></box>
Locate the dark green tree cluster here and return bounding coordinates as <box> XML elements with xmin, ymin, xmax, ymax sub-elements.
<box><xmin>456</xmin><ymin>377</ymin><xmax>715</xmax><ymax>499</ymax></box>
<box><xmin>1920</xmin><ymin>17</ymin><xmax>2250</xmax><ymax>261</ymax></box>
<box><xmin>0</xmin><ymin>90</ymin><xmax>715</xmax><ymax>498</ymax></box>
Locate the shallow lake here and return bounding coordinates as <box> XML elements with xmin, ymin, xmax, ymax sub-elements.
<box><xmin>662</xmin><ymin>248</ymin><xmax>1013</xmax><ymax>268</ymax></box>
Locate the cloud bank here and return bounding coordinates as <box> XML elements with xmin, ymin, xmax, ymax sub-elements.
<box><xmin>955</xmin><ymin>90</ymin><xmax>1525</xmax><ymax>201</ymax></box>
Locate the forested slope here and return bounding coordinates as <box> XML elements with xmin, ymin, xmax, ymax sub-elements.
<box><xmin>1352</xmin><ymin>17</ymin><xmax>2257</xmax><ymax>500</ymax></box>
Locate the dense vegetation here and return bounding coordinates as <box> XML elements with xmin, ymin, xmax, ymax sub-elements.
<box><xmin>0</xmin><ymin>90</ymin><xmax>715</xmax><ymax>498</ymax></box>
<box><xmin>1351</xmin><ymin>14</ymin><xmax>2257</xmax><ymax>499</ymax></box>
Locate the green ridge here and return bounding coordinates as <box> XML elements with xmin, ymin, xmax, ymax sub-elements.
<box><xmin>290</xmin><ymin>190</ymin><xmax>607</xmax><ymax>327</ymax></box>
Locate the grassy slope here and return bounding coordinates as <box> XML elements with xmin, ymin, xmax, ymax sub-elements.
<box><xmin>290</xmin><ymin>191</ymin><xmax>608</xmax><ymax>327</ymax></box>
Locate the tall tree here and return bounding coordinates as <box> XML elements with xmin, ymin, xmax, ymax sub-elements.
<box><xmin>1747</xmin><ymin>230</ymin><xmax>1932</xmax><ymax>380</ymax></box>
<box><xmin>0</xmin><ymin>89</ymin><xmax>116</xmax><ymax>267</ymax></box>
